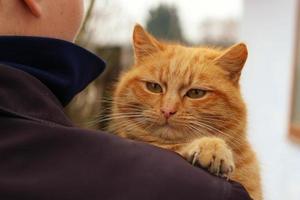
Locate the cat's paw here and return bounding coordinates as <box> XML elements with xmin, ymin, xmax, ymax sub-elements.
<box><xmin>181</xmin><ymin>137</ymin><xmax>235</xmax><ymax>178</ymax></box>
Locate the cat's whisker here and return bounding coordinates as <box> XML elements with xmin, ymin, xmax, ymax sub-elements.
<box><xmin>109</xmin><ymin>118</ymin><xmax>152</xmax><ymax>134</ymax></box>
<box><xmin>98</xmin><ymin>98</ymin><xmax>146</xmax><ymax>109</ymax></box>
<box><xmin>92</xmin><ymin>114</ymin><xmax>144</xmax><ymax>124</ymax></box>
<box><xmin>200</xmin><ymin>116</ymin><xmax>241</xmax><ymax>125</ymax></box>
<box><xmin>191</xmin><ymin>121</ymin><xmax>246</xmax><ymax>151</ymax></box>
<box><xmin>177</xmin><ymin>115</ymin><xmax>239</xmax><ymax>136</ymax></box>
<box><xmin>108</xmin><ymin>120</ymin><xmax>140</xmax><ymax>133</ymax></box>
<box><xmin>190</xmin><ymin>124</ymin><xmax>213</xmax><ymax>137</ymax></box>
<box><xmin>182</xmin><ymin>118</ymin><xmax>232</xmax><ymax>138</ymax></box>
<box><xmin>181</xmin><ymin>123</ymin><xmax>207</xmax><ymax>138</ymax></box>
<box><xmin>99</xmin><ymin>112</ymin><xmax>143</xmax><ymax>117</ymax></box>
<box><xmin>167</xmin><ymin>115</ymin><xmax>244</xmax><ymax>149</ymax></box>
<box><xmin>96</xmin><ymin>112</ymin><xmax>143</xmax><ymax>119</ymax></box>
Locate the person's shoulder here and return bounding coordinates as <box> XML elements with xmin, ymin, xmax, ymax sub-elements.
<box><xmin>0</xmin><ymin>114</ymin><xmax>251</xmax><ymax>200</ymax></box>
<box><xmin>69</xmin><ymin>127</ymin><xmax>252</xmax><ymax>200</ymax></box>
<box><xmin>227</xmin><ymin>181</ymin><xmax>253</xmax><ymax>200</ymax></box>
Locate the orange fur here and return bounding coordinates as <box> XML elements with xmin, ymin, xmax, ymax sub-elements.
<box><xmin>108</xmin><ymin>24</ymin><xmax>262</xmax><ymax>200</ymax></box>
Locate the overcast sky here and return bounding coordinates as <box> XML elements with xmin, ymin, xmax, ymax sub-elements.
<box><xmin>91</xmin><ymin>0</ymin><xmax>243</xmax><ymax>45</ymax></box>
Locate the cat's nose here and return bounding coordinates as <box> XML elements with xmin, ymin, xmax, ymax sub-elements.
<box><xmin>161</xmin><ymin>108</ymin><xmax>177</xmax><ymax>119</ymax></box>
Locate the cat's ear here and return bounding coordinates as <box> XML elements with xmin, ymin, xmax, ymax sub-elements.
<box><xmin>133</xmin><ymin>24</ymin><xmax>164</xmax><ymax>63</ymax></box>
<box><xmin>213</xmin><ymin>43</ymin><xmax>248</xmax><ymax>82</ymax></box>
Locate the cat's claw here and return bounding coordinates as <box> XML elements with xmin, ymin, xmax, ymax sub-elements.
<box><xmin>181</xmin><ymin>137</ymin><xmax>235</xmax><ymax>179</ymax></box>
<box><xmin>191</xmin><ymin>152</ymin><xmax>199</xmax><ymax>166</ymax></box>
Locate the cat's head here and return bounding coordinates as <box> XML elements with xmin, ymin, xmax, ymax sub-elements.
<box><xmin>112</xmin><ymin>24</ymin><xmax>247</xmax><ymax>142</ymax></box>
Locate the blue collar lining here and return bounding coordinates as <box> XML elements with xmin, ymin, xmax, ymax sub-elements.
<box><xmin>0</xmin><ymin>36</ymin><xmax>106</xmax><ymax>106</ymax></box>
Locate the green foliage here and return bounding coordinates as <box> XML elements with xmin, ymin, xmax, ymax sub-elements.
<box><xmin>146</xmin><ymin>4</ymin><xmax>185</xmax><ymax>42</ymax></box>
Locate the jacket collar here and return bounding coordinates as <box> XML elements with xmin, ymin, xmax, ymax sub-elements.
<box><xmin>0</xmin><ymin>36</ymin><xmax>105</xmax><ymax>106</ymax></box>
<box><xmin>0</xmin><ymin>64</ymin><xmax>72</xmax><ymax>126</ymax></box>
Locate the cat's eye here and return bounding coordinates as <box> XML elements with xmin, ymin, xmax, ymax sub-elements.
<box><xmin>186</xmin><ymin>89</ymin><xmax>207</xmax><ymax>99</ymax></box>
<box><xmin>146</xmin><ymin>82</ymin><xmax>163</xmax><ymax>93</ymax></box>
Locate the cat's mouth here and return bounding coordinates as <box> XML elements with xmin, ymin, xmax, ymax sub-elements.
<box><xmin>163</xmin><ymin>123</ymin><xmax>174</xmax><ymax>128</ymax></box>
<box><xmin>157</xmin><ymin>123</ymin><xmax>176</xmax><ymax>131</ymax></box>
<box><xmin>154</xmin><ymin>116</ymin><xmax>180</xmax><ymax>129</ymax></box>
<box><xmin>152</xmin><ymin>123</ymin><xmax>188</xmax><ymax>141</ymax></box>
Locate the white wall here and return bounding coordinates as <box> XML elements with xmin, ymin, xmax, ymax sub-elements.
<box><xmin>240</xmin><ymin>0</ymin><xmax>300</xmax><ymax>199</ymax></box>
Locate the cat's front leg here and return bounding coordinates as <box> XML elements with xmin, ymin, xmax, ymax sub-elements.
<box><xmin>179</xmin><ymin>137</ymin><xmax>235</xmax><ymax>178</ymax></box>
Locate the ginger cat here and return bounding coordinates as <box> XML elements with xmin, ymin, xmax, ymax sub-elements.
<box><xmin>108</xmin><ymin>24</ymin><xmax>262</xmax><ymax>200</ymax></box>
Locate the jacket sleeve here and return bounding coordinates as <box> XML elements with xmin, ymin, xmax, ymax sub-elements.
<box><xmin>0</xmin><ymin>116</ymin><xmax>252</xmax><ymax>200</ymax></box>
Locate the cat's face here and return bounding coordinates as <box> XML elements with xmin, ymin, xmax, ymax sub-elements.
<box><xmin>112</xmin><ymin>25</ymin><xmax>247</xmax><ymax>142</ymax></box>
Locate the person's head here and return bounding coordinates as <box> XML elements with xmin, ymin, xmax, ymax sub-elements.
<box><xmin>0</xmin><ymin>0</ymin><xmax>84</xmax><ymax>41</ymax></box>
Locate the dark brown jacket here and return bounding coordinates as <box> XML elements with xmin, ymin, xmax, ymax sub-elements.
<box><xmin>0</xmin><ymin>64</ymin><xmax>251</xmax><ymax>200</ymax></box>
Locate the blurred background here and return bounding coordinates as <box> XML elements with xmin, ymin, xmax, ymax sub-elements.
<box><xmin>66</xmin><ymin>0</ymin><xmax>300</xmax><ymax>199</ymax></box>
